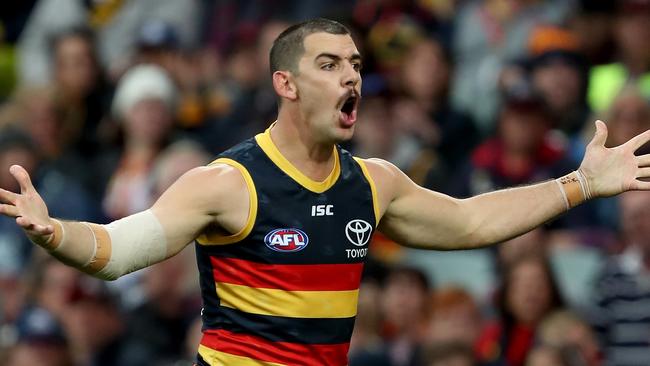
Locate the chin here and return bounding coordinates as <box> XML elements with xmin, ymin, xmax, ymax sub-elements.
<box><xmin>333</xmin><ymin>125</ymin><xmax>355</xmax><ymax>143</ymax></box>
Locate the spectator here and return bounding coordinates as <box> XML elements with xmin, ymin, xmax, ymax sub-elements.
<box><xmin>117</xmin><ymin>249</ymin><xmax>200</xmax><ymax>366</ymax></box>
<box><xmin>50</xmin><ymin>27</ymin><xmax>113</xmax><ymax>159</ymax></box>
<box><xmin>476</xmin><ymin>253</ymin><xmax>565</xmax><ymax>366</ymax></box>
<box><xmin>447</xmin><ymin>83</ymin><xmax>599</xmax><ymax>230</ymax></box>
<box><xmin>527</xmin><ymin>25</ymin><xmax>590</xmax><ymax>137</ymax></box>
<box><xmin>381</xmin><ymin>266</ymin><xmax>432</xmax><ymax>366</ymax></box>
<box><xmin>102</xmin><ymin>64</ymin><xmax>177</xmax><ymax>220</ymax></box>
<box><xmin>395</xmin><ymin>37</ymin><xmax>479</xmax><ymax>171</ymax></box>
<box><xmin>60</xmin><ymin>278</ymin><xmax>126</xmax><ymax>366</ymax></box>
<box><xmin>353</xmin><ymin>96</ymin><xmax>445</xmax><ymax>188</ymax></box>
<box><xmin>424</xmin><ymin>286</ymin><xmax>483</xmax><ymax>348</ymax></box>
<box><xmin>349</xmin><ymin>279</ymin><xmax>392</xmax><ymax>366</ymax></box>
<box><xmin>592</xmin><ymin>191</ymin><xmax>650</xmax><ymax>365</ymax></box>
<box><xmin>588</xmin><ymin>0</ymin><xmax>650</xmax><ymax>113</ymax></box>
<box><xmin>538</xmin><ymin>310</ymin><xmax>602</xmax><ymax>366</ymax></box>
<box><xmin>451</xmin><ymin>0</ymin><xmax>571</xmax><ymax>131</ymax></box>
<box><xmin>17</xmin><ymin>0</ymin><xmax>202</xmax><ymax>84</ymax></box>
<box><xmin>5</xmin><ymin>306</ymin><xmax>73</xmax><ymax>366</ymax></box>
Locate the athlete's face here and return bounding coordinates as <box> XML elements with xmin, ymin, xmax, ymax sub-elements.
<box><xmin>292</xmin><ymin>33</ymin><xmax>362</xmax><ymax>143</ymax></box>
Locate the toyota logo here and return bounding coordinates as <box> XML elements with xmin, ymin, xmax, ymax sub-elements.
<box><xmin>345</xmin><ymin>219</ymin><xmax>373</xmax><ymax>247</ymax></box>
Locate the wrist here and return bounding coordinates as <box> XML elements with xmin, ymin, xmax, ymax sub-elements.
<box><xmin>555</xmin><ymin>170</ymin><xmax>593</xmax><ymax>211</ymax></box>
<box><xmin>40</xmin><ymin>219</ymin><xmax>65</xmax><ymax>251</ymax></box>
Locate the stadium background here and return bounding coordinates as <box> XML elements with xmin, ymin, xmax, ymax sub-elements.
<box><xmin>1</xmin><ymin>0</ymin><xmax>650</xmax><ymax>365</ymax></box>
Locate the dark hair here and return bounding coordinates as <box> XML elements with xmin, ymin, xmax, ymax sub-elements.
<box><xmin>269</xmin><ymin>18</ymin><xmax>350</xmax><ymax>76</ymax></box>
<box><xmin>496</xmin><ymin>252</ymin><xmax>564</xmax><ymax>332</ymax></box>
<box><xmin>384</xmin><ymin>265</ymin><xmax>432</xmax><ymax>293</ymax></box>
<box><xmin>49</xmin><ymin>26</ymin><xmax>96</xmax><ymax>57</ymax></box>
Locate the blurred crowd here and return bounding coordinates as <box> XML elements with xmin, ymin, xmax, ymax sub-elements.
<box><xmin>1</xmin><ymin>0</ymin><xmax>650</xmax><ymax>365</ymax></box>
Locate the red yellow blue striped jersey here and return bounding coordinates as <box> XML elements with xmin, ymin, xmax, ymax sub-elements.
<box><xmin>194</xmin><ymin>127</ymin><xmax>378</xmax><ymax>366</ymax></box>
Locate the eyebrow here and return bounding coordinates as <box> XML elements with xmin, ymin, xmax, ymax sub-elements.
<box><xmin>316</xmin><ymin>53</ymin><xmax>363</xmax><ymax>63</ymax></box>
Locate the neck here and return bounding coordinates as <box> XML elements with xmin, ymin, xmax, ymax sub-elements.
<box><xmin>270</xmin><ymin>109</ymin><xmax>336</xmax><ymax>181</ymax></box>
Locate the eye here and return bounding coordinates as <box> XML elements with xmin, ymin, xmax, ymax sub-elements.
<box><xmin>321</xmin><ymin>63</ymin><xmax>336</xmax><ymax>71</ymax></box>
<box><xmin>352</xmin><ymin>62</ymin><xmax>362</xmax><ymax>72</ymax></box>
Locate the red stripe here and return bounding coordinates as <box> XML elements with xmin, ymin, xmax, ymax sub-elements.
<box><xmin>211</xmin><ymin>257</ymin><xmax>363</xmax><ymax>291</ymax></box>
<box><xmin>201</xmin><ymin>329</ymin><xmax>349</xmax><ymax>366</ymax></box>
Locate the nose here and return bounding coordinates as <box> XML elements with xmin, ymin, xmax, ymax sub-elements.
<box><xmin>342</xmin><ymin>63</ymin><xmax>360</xmax><ymax>88</ymax></box>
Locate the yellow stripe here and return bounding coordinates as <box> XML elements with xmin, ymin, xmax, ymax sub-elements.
<box><xmin>197</xmin><ymin>158</ymin><xmax>258</xmax><ymax>245</ymax></box>
<box><xmin>255</xmin><ymin>126</ymin><xmax>340</xmax><ymax>193</ymax></box>
<box><xmin>353</xmin><ymin>157</ymin><xmax>380</xmax><ymax>226</ymax></box>
<box><xmin>217</xmin><ymin>283</ymin><xmax>359</xmax><ymax>318</ymax></box>
<box><xmin>198</xmin><ymin>345</ymin><xmax>286</xmax><ymax>366</ymax></box>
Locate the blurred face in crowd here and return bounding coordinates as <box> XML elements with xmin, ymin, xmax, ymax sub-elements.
<box><xmin>382</xmin><ymin>271</ymin><xmax>429</xmax><ymax>332</ymax></box>
<box><xmin>615</xmin><ymin>12</ymin><xmax>650</xmax><ymax>67</ymax></box>
<box><xmin>499</xmin><ymin>105</ymin><xmax>549</xmax><ymax>155</ymax></box>
<box><xmin>607</xmin><ymin>89</ymin><xmax>650</xmax><ymax>147</ymax></box>
<box><xmin>532</xmin><ymin>59</ymin><xmax>582</xmax><ymax>114</ymax></box>
<box><xmin>6</xmin><ymin>342</ymin><xmax>72</xmax><ymax>366</ymax></box>
<box><xmin>36</xmin><ymin>261</ymin><xmax>80</xmax><ymax>318</ymax></box>
<box><xmin>506</xmin><ymin>258</ymin><xmax>553</xmax><ymax>325</ymax></box>
<box><xmin>0</xmin><ymin>146</ymin><xmax>37</xmax><ymax>192</ymax></box>
<box><xmin>401</xmin><ymin>39</ymin><xmax>449</xmax><ymax>102</ymax></box>
<box><xmin>498</xmin><ymin>228</ymin><xmax>546</xmax><ymax>266</ymax></box>
<box><xmin>354</xmin><ymin>97</ymin><xmax>394</xmax><ymax>157</ymax></box>
<box><xmin>290</xmin><ymin>32</ymin><xmax>362</xmax><ymax>144</ymax></box>
<box><xmin>426</xmin><ymin>290</ymin><xmax>482</xmax><ymax>346</ymax></box>
<box><xmin>54</xmin><ymin>34</ymin><xmax>98</xmax><ymax>99</ymax></box>
<box><xmin>23</xmin><ymin>89</ymin><xmax>65</xmax><ymax>157</ymax></box>
<box><xmin>123</xmin><ymin>98</ymin><xmax>173</xmax><ymax>146</ymax></box>
<box><xmin>620</xmin><ymin>191</ymin><xmax>650</xmax><ymax>252</ymax></box>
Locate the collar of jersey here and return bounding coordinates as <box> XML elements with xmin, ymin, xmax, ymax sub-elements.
<box><xmin>255</xmin><ymin>125</ymin><xmax>341</xmax><ymax>193</ymax></box>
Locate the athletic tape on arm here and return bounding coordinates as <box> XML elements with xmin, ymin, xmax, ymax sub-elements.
<box><xmin>92</xmin><ymin>209</ymin><xmax>168</xmax><ymax>280</ymax></box>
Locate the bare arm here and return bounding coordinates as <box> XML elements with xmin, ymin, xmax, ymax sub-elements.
<box><xmin>370</xmin><ymin>121</ymin><xmax>650</xmax><ymax>250</ymax></box>
<box><xmin>0</xmin><ymin>163</ymin><xmax>249</xmax><ymax>278</ymax></box>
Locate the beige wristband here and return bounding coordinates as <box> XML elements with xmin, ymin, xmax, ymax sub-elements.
<box><xmin>80</xmin><ymin>222</ymin><xmax>112</xmax><ymax>274</ymax></box>
<box><xmin>556</xmin><ymin>171</ymin><xmax>591</xmax><ymax>210</ymax></box>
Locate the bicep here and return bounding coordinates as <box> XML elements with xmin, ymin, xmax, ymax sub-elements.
<box><xmin>375</xmin><ymin>163</ymin><xmax>471</xmax><ymax>250</ymax></box>
<box><xmin>150</xmin><ymin>166</ymin><xmax>231</xmax><ymax>256</ymax></box>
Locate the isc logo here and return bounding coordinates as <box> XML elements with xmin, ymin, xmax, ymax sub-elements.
<box><xmin>264</xmin><ymin>228</ymin><xmax>309</xmax><ymax>252</ymax></box>
<box><xmin>311</xmin><ymin>204</ymin><xmax>334</xmax><ymax>216</ymax></box>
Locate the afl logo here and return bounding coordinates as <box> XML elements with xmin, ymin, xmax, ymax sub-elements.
<box><xmin>345</xmin><ymin>219</ymin><xmax>373</xmax><ymax>247</ymax></box>
<box><xmin>264</xmin><ymin>228</ymin><xmax>309</xmax><ymax>252</ymax></box>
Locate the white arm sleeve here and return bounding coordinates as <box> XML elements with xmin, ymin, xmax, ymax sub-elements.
<box><xmin>94</xmin><ymin>210</ymin><xmax>168</xmax><ymax>280</ymax></box>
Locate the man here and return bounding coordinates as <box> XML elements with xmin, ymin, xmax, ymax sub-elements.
<box><xmin>1</xmin><ymin>19</ymin><xmax>650</xmax><ymax>366</ymax></box>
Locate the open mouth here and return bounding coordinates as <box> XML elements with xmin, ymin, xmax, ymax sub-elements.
<box><xmin>339</xmin><ymin>93</ymin><xmax>359</xmax><ymax>126</ymax></box>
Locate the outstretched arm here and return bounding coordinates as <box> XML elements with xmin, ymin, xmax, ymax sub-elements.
<box><xmin>0</xmin><ymin>163</ymin><xmax>249</xmax><ymax>279</ymax></box>
<box><xmin>370</xmin><ymin>121</ymin><xmax>650</xmax><ymax>250</ymax></box>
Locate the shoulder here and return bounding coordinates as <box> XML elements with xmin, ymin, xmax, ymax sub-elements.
<box><xmin>355</xmin><ymin>157</ymin><xmax>410</xmax><ymax>191</ymax></box>
<box><xmin>159</xmin><ymin>162</ymin><xmax>250</xmax><ymax>215</ymax></box>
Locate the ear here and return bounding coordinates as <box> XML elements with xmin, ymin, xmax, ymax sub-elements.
<box><xmin>272</xmin><ymin>71</ymin><xmax>298</xmax><ymax>101</ymax></box>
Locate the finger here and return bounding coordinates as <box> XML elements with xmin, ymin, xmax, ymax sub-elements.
<box><xmin>0</xmin><ymin>188</ymin><xmax>18</xmax><ymax>204</ymax></box>
<box><xmin>0</xmin><ymin>203</ymin><xmax>19</xmax><ymax>217</ymax></box>
<box><xmin>9</xmin><ymin>165</ymin><xmax>35</xmax><ymax>195</ymax></box>
<box><xmin>631</xmin><ymin>180</ymin><xmax>650</xmax><ymax>191</ymax></box>
<box><xmin>627</xmin><ymin>129</ymin><xmax>650</xmax><ymax>151</ymax></box>
<box><xmin>588</xmin><ymin>120</ymin><xmax>608</xmax><ymax>148</ymax></box>
<box><xmin>637</xmin><ymin>167</ymin><xmax>650</xmax><ymax>178</ymax></box>
<box><xmin>637</xmin><ymin>154</ymin><xmax>650</xmax><ymax>167</ymax></box>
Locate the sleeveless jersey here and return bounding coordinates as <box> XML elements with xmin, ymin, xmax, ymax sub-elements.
<box><xmin>195</xmin><ymin>127</ymin><xmax>379</xmax><ymax>366</ymax></box>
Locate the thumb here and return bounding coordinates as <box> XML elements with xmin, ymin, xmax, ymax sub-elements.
<box><xmin>588</xmin><ymin>120</ymin><xmax>608</xmax><ymax>148</ymax></box>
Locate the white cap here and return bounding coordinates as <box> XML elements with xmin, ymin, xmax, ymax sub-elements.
<box><xmin>111</xmin><ymin>64</ymin><xmax>176</xmax><ymax>118</ymax></box>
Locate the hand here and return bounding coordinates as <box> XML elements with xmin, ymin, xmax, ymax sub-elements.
<box><xmin>0</xmin><ymin>165</ymin><xmax>55</xmax><ymax>245</ymax></box>
<box><xmin>580</xmin><ymin>120</ymin><xmax>650</xmax><ymax>197</ymax></box>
